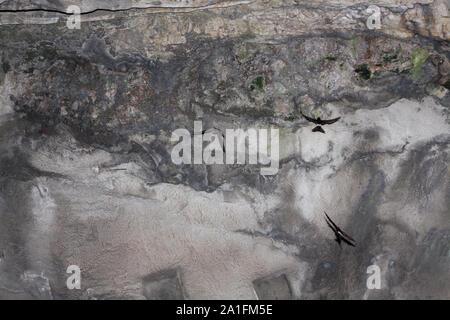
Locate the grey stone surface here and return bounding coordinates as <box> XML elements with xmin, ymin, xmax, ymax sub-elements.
<box><xmin>253</xmin><ymin>273</ymin><xmax>293</xmax><ymax>300</ymax></box>
<box><xmin>142</xmin><ymin>269</ymin><xmax>185</xmax><ymax>300</ymax></box>
<box><xmin>20</xmin><ymin>271</ymin><xmax>53</xmax><ymax>300</ymax></box>
<box><xmin>0</xmin><ymin>0</ymin><xmax>448</xmax><ymax>300</ymax></box>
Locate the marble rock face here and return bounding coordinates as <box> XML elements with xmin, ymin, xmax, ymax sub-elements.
<box><xmin>0</xmin><ymin>0</ymin><xmax>449</xmax><ymax>299</ymax></box>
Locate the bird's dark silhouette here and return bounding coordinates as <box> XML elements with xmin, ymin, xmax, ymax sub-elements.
<box><xmin>200</xmin><ymin>128</ymin><xmax>225</xmax><ymax>153</ymax></box>
<box><xmin>301</xmin><ymin>112</ymin><xmax>340</xmax><ymax>134</ymax></box>
<box><xmin>312</xmin><ymin>126</ymin><xmax>325</xmax><ymax>133</ymax></box>
<box><xmin>324</xmin><ymin>212</ymin><xmax>356</xmax><ymax>247</ymax></box>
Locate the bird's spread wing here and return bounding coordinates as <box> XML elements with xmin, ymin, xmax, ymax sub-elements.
<box><xmin>338</xmin><ymin>230</ymin><xmax>355</xmax><ymax>243</ymax></box>
<box><xmin>324</xmin><ymin>212</ymin><xmax>339</xmax><ymax>230</ymax></box>
<box><xmin>341</xmin><ymin>236</ymin><xmax>356</xmax><ymax>247</ymax></box>
<box><xmin>325</xmin><ymin>217</ymin><xmax>337</xmax><ymax>233</ymax></box>
<box><xmin>320</xmin><ymin>116</ymin><xmax>341</xmax><ymax>125</ymax></box>
<box><xmin>301</xmin><ymin>112</ymin><xmax>319</xmax><ymax>124</ymax></box>
<box><xmin>324</xmin><ymin>217</ymin><xmax>341</xmax><ymax>243</ymax></box>
<box><xmin>324</xmin><ymin>212</ymin><xmax>356</xmax><ymax>243</ymax></box>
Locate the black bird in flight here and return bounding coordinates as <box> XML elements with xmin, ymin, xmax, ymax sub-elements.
<box><xmin>301</xmin><ymin>112</ymin><xmax>341</xmax><ymax>134</ymax></box>
<box><xmin>324</xmin><ymin>212</ymin><xmax>356</xmax><ymax>247</ymax></box>
<box><xmin>200</xmin><ymin>128</ymin><xmax>225</xmax><ymax>153</ymax></box>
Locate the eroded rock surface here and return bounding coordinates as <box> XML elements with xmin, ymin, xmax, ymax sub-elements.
<box><xmin>0</xmin><ymin>0</ymin><xmax>448</xmax><ymax>299</ymax></box>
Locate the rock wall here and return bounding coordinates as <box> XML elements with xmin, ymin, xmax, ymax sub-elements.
<box><xmin>0</xmin><ymin>0</ymin><xmax>448</xmax><ymax>299</ymax></box>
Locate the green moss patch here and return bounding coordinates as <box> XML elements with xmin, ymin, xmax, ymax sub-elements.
<box><xmin>249</xmin><ymin>76</ymin><xmax>264</xmax><ymax>92</ymax></box>
<box><xmin>354</xmin><ymin>64</ymin><xmax>371</xmax><ymax>80</ymax></box>
<box><xmin>410</xmin><ymin>48</ymin><xmax>429</xmax><ymax>73</ymax></box>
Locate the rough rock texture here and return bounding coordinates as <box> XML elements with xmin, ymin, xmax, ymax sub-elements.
<box><xmin>0</xmin><ymin>0</ymin><xmax>449</xmax><ymax>299</ymax></box>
